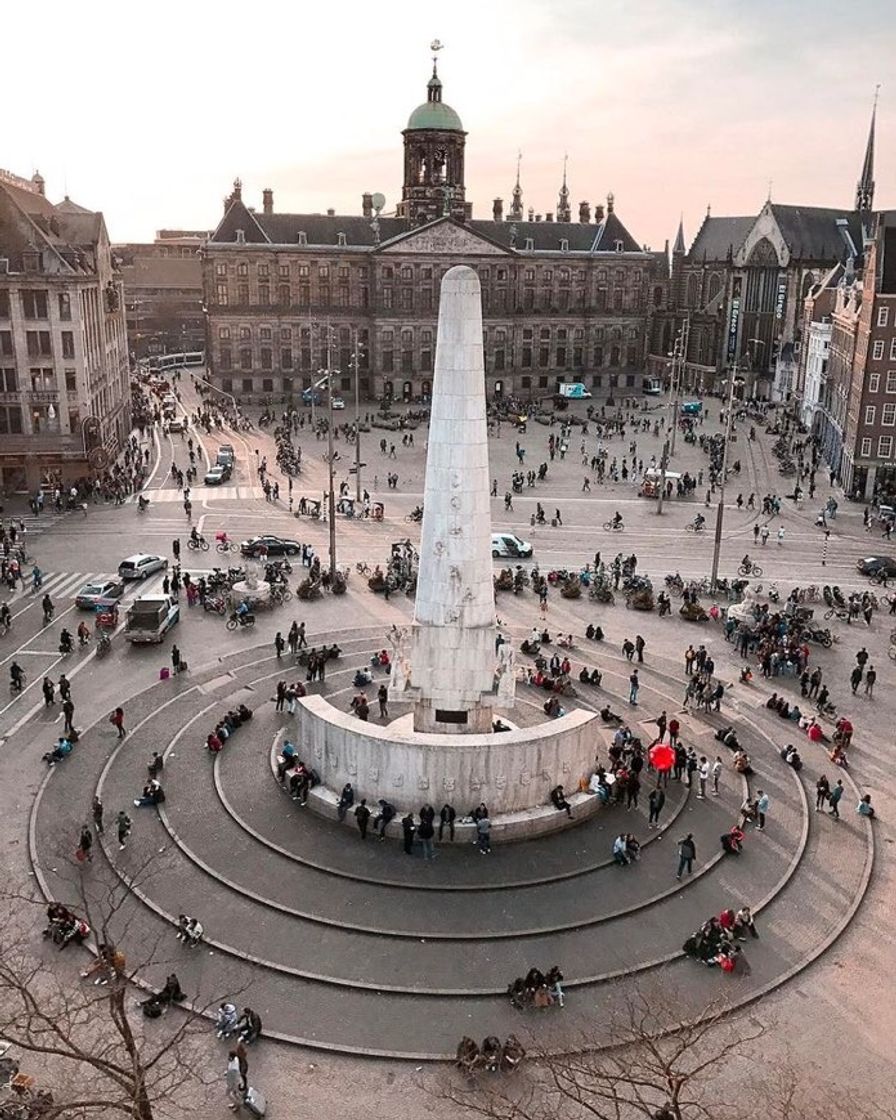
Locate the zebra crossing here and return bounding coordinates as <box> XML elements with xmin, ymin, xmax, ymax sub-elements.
<box><xmin>138</xmin><ymin>485</ymin><xmax>266</xmax><ymax>503</ymax></box>
<box><xmin>7</xmin><ymin>569</ymin><xmax>165</xmax><ymax>607</ymax></box>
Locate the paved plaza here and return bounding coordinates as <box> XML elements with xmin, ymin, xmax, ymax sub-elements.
<box><xmin>1</xmin><ymin>379</ymin><xmax>894</xmax><ymax>1112</ymax></box>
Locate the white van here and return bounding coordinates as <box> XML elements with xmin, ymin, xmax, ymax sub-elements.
<box><xmin>491</xmin><ymin>533</ymin><xmax>533</xmax><ymax>559</ymax></box>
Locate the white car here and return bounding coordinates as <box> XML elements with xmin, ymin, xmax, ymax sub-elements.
<box><xmin>491</xmin><ymin>533</ymin><xmax>533</xmax><ymax>559</ymax></box>
<box><xmin>331</xmin><ymin>397</ymin><xmax>346</xmax><ymax>410</ymax></box>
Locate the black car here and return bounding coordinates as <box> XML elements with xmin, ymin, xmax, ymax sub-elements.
<box><xmin>240</xmin><ymin>535</ymin><xmax>301</xmax><ymax>558</ymax></box>
<box><xmin>856</xmin><ymin>555</ymin><xmax>896</xmax><ymax>577</ymax></box>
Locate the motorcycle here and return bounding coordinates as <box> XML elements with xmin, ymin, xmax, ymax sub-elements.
<box><xmin>800</xmin><ymin>626</ymin><xmax>835</xmax><ymax>648</ymax></box>
<box><xmin>59</xmin><ymin>638</ymin><xmax>73</xmax><ymax>655</ymax></box>
<box><xmin>203</xmin><ymin>596</ymin><xmax>227</xmax><ymax>615</ymax></box>
<box><xmin>226</xmin><ymin>611</ymin><xmax>256</xmax><ymax>631</ymax></box>
<box><xmin>187</xmin><ymin>535</ymin><xmax>210</xmax><ymax>552</ymax></box>
<box><xmin>96</xmin><ymin>633</ymin><xmax>112</xmax><ymax>659</ymax></box>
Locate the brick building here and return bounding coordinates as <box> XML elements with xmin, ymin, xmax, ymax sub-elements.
<box><xmin>116</xmin><ymin>231</ymin><xmax>205</xmax><ymax>359</ymax></box>
<box><xmin>0</xmin><ymin>169</ymin><xmax>130</xmax><ymax>495</ymax></box>
<box><xmin>202</xmin><ymin>61</ymin><xmax>667</xmax><ymax>405</ymax></box>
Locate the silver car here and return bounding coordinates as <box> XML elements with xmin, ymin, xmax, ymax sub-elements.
<box><xmin>118</xmin><ymin>554</ymin><xmax>168</xmax><ymax>581</ymax></box>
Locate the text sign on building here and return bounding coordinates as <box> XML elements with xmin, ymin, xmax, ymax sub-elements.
<box><xmin>775</xmin><ymin>275</ymin><xmax>787</xmax><ymax>321</ymax></box>
<box><xmin>727</xmin><ymin>297</ymin><xmax>740</xmax><ymax>360</ymax></box>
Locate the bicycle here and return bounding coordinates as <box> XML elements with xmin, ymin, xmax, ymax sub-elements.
<box><xmin>355</xmin><ymin>561</ymin><xmax>371</xmax><ymax>576</ymax></box>
<box><xmin>215</xmin><ymin>540</ymin><xmax>235</xmax><ymax>554</ymax></box>
<box><xmin>824</xmin><ymin>606</ymin><xmax>850</xmax><ymax>621</ymax></box>
<box><xmin>685</xmin><ymin>521</ymin><xmax>707</xmax><ymax>533</ymax></box>
<box><xmin>737</xmin><ymin>562</ymin><xmax>762</xmax><ymax>577</ymax></box>
<box><xmin>603</xmin><ymin>521</ymin><xmax>625</xmax><ymax>532</ymax></box>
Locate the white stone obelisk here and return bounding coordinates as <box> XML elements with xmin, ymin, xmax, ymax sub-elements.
<box><xmin>407</xmin><ymin>265</ymin><xmax>498</xmax><ymax>733</ymax></box>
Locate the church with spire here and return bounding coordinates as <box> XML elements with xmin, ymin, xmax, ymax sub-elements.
<box><xmin>651</xmin><ymin>96</ymin><xmax>883</xmax><ymax>404</ymax></box>
<box><xmin>202</xmin><ymin>52</ymin><xmax>665</xmax><ymax>405</ymax></box>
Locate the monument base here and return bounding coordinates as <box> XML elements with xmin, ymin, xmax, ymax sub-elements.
<box><xmin>296</xmin><ymin>693</ymin><xmax>597</xmax><ymax>827</ymax></box>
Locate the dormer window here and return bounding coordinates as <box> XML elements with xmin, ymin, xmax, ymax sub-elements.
<box><xmin>297</xmin><ymin>231</ymin><xmax>307</xmax><ymax>246</ymax></box>
<box><xmin>337</xmin><ymin>232</ymin><xmax>347</xmax><ymax>246</ymax></box>
<box><xmin>560</xmin><ymin>239</ymin><xmax>569</xmax><ymax>252</ymax></box>
<box><xmin>614</xmin><ymin>240</ymin><xmax>623</xmax><ymax>253</ymax></box>
<box><xmin>525</xmin><ymin>238</ymin><xmax>534</xmax><ymax>251</ymax></box>
<box><xmin>235</xmin><ymin>229</ymin><xmax>245</xmax><ymax>244</ymax></box>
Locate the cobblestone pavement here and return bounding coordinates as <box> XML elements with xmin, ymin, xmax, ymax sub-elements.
<box><xmin>2</xmin><ymin>383</ymin><xmax>893</xmax><ymax>1113</ymax></box>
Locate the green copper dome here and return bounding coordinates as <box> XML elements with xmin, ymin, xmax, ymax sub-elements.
<box><xmin>406</xmin><ymin>69</ymin><xmax>464</xmax><ymax>132</ymax></box>
<box><xmin>406</xmin><ymin>100</ymin><xmax>464</xmax><ymax>132</ymax></box>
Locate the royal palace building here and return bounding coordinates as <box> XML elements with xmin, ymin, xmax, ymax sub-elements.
<box><xmin>202</xmin><ymin>61</ymin><xmax>668</xmax><ymax>405</ymax></box>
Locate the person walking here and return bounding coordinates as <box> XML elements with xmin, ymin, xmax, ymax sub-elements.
<box><xmin>648</xmin><ymin>786</ymin><xmax>665</xmax><ymax>828</ymax></box>
<box><xmin>109</xmin><ymin>707</ymin><xmax>126</xmax><ymax>739</ymax></box>
<box><xmin>274</xmin><ymin>632</ymin><xmax>285</xmax><ymax>659</ymax></box>
<box><xmin>850</xmin><ymin>665</ymin><xmax>863</xmax><ymax>694</ymax></box>
<box><xmin>628</xmin><ymin>669</ymin><xmax>639</xmax><ymax>706</ymax></box>
<box><xmin>756</xmin><ymin>790</ymin><xmax>770</xmax><ymax>831</ymax></box>
<box><xmin>62</xmin><ymin>698</ymin><xmax>76</xmax><ymax>735</ymax></box>
<box><xmin>635</xmin><ymin>634</ymin><xmax>645</xmax><ymax>663</ymax></box>
<box><xmin>815</xmin><ymin>774</ymin><xmax>830</xmax><ymax>811</ymax></box>
<box><xmin>676</xmin><ymin>833</ymin><xmax>696</xmax><ymax>880</ymax></box>
<box><xmin>711</xmin><ymin>756</ymin><xmax>723</xmax><ymax>796</ymax></box>
<box><xmin>92</xmin><ymin>795</ymin><xmax>104</xmax><ymax>835</ymax></box>
<box><xmin>777</xmin><ymin>526</ymin><xmax>785</xmax><ymax>546</ymax></box>
<box><xmin>297</xmin><ymin>620</ymin><xmax>307</xmax><ymax>649</ymax></box>
<box><xmin>116</xmin><ymin>810</ymin><xmax>132</xmax><ymax>849</ymax></box>
<box><xmin>225</xmin><ymin>1050</ymin><xmax>243</xmax><ymax>1111</ymax></box>
<box><xmin>864</xmin><ymin>665</ymin><xmax>876</xmax><ymax>698</ymax></box>
<box><xmin>287</xmin><ymin>622</ymin><xmax>299</xmax><ymax>656</ymax></box>
<box><xmin>439</xmin><ymin>803</ymin><xmax>456</xmax><ymax>841</ymax></box>
<box><xmin>828</xmin><ymin>780</ymin><xmax>844</xmax><ymax>819</ymax></box>
<box><xmin>77</xmin><ymin>824</ymin><xmax>93</xmax><ymax>863</ymax></box>
<box><xmin>354</xmin><ymin>798</ymin><xmax>371</xmax><ymax>839</ymax></box>
<box><xmin>171</xmin><ymin>644</ymin><xmax>182</xmax><ymax>675</ymax></box>
<box><xmin>622</xmin><ymin>638</ymin><xmax>635</xmax><ymax>662</ymax></box>
<box><xmin>377</xmin><ymin>683</ymin><xmax>388</xmax><ymax>719</ymax></box>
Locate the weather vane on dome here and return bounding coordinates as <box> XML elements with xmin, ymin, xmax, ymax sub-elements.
<box><xmin>430</xmin><ymin>38</ymin><xmax>443</xmax><ymax>75</ymax></box>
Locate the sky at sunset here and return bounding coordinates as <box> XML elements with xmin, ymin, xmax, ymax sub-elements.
<box><xmin>4</xmin><ymin>0</ymin><xmax>893</xmax><ymax>251</ymax></box>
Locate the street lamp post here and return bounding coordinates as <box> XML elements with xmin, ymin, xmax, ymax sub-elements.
<box><xmin>710</xmin><ymin>365</ymin><xmax>742</xmax><ymax>591</ymax></box>
<box><xmin>352</xmin><ymin>329</ymin><xmax>365</xmax><ymax>504</ymax></box>
<box><xmin>669</xmin><ymin>317</ymin><xmax>689</xmax><ymax>457</ymax></box>
<box><xmin>323</xmin><ymin>326</ymin><xmax>338</xmax><ymax>582</ymax></box>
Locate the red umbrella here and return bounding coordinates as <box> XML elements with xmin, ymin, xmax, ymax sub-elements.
<box><xmin>649</xmin><ymin>743</ymin><xmax>675</xmax><ymax>772</ymax></box>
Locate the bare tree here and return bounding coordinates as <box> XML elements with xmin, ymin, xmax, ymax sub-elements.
<box><xmin>428</xmin><ymin>985</ymin><xmax>891</xmax><ymax>1120</ymax></box>
<box><xmin>0</xmin><ymin>850</ymin><xmax>239</xmax><ymax>1119</ymax></box>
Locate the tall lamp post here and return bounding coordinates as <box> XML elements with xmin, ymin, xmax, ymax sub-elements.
<box><xmin>321</xmin><ymin>324</ymin><xmax>339</xmax><ymax>582</ymax></box>
<box><xmin>657</xmin><ymin>321</ymin><xmax>688</xmax><ymax>515</ymax></box>
<box><xmin>710</xmin><ymin>365</ymin><xmax>743</xmax><ymax>591</ymax></box>
<box><xmin>351</xmin><ymin>329</ymin><xmax>366</xmax><ymax>503</ymax></box>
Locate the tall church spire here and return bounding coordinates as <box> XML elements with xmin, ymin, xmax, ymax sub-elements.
<box><xmin>509</xmin><ymin>151</ymin><xmax>523</xmax><ymax>221</ymax></box>
<box><xmin>855</xmin><ymin>86</ymin><xmax>878</xmax><ymax>213</ymax></box>
<box><xmin>673</xmin><ymin>214</ymin><xmax>686</xmax><ymax>254</ymax></box>
<box><xmin>556</xmin><ymin>154</ymin><xmax>570</xmax><ymax>222</ymax></box>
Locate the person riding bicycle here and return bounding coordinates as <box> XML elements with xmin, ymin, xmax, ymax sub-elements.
<box><xmin>10</xmin><ymin>662</ymin><xmax>24</xmax><ymax>691</ymax></box>
<box><xmin>77</xmin><ymin>621</ymin><xmax>91</xmax><ymax>646</ymax></box>
<box><xmin>42</xmin><ymin>593</ymin><xmax>54</xmax><ymax>625</ymax></box>
<box><xmin>59</xmin><ymin>628</ymin><xmax>74</xmax><ymax>654</ymax></box>
<box><xmin>693</xmin><ymin>514</ymin><xmax>706</xmax><ymax>531</ymax></box>
<box><xmin>612</xmin><ymin>510</ymin><xmax>623</xmax><ymax>529</ymax></box>
<box><xmin>215</xmin><ymin>530</ymin><xmax>229</xmax><ymax>546</ymax></box>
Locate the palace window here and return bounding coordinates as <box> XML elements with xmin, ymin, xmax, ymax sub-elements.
<box><xmin>879</xmin><ymin>435</ymin><xmax>894</xmax><ymax>458</ymax></box>
<box><xmin>237</xmin><ymin>263</ymin><xmax>248</xmax><ymax>277</ymax></box>
<box><xmin>21</xmin><ymin>291</ymin><xmax>48</xmax><ymax>318</ymax></box>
